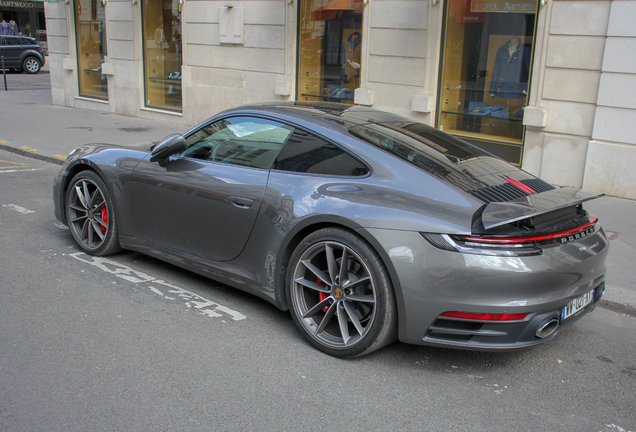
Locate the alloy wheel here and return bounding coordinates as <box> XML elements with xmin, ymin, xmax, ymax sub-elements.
<box><xmin>24</xmin><ymin>58</ymin><xmax>40</xmax><ymax>73</ymax></box>
<box><xmin>67</xmin><ymin>178</ymin><xmax>109</xmax><ymax>251</ymax></box>
<box><xmin>291</xmin><ymin>240</ymin><xmax>377</xmax><ymax>349</ymax></box>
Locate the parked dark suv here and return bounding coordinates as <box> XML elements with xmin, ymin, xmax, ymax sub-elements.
<box><xmin>0</xmin><ymin>36</ymin><xmax>46</xmax><ymax>74</ymax></box>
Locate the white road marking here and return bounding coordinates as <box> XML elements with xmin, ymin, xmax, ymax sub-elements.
<box><xmin>3</xmin><ymin>204</ymin><xmax>35</xmax><ymax>214</ymax></box>
<box><xmin>0</xmin><ymin>168</ymin><xmax>43</xmax><ymax>174</ymax></box>
<box><xmin>70</xmin><ymin>252</ymin><xmax>247</xmax><ymax>321</ymax></box>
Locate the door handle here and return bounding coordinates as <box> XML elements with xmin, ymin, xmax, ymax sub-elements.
<box><xmin>226</xmin><ymin>196</ymin><xmax>253</xmax><ymax>208</ymax></box>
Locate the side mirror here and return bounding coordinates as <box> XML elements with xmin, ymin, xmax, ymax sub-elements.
<box><xmin>150</xmin><ymin>134</ymin><xmax>186</xmax><ymax>167</ymax></box>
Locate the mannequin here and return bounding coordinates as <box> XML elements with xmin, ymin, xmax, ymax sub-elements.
<box><xmin>341</xmin><ymin>32</ymin><xmax>361</xmax><ymax>85</ymax></box>
<box><xmin>155</xmin><ymin>22</ymin><xmax>165</xmax><ymax>60</ymax></box>
<box><xmin>8</xmin><ymin>20</ymin><xmax>18</xmax><ymax>36</ymax></box>
<box><xmin>0</xmin><ymin>20</ymin><xmax>9</xmax><ymax>36</ymax></box>
<box><xmin>489</xmin><ymin>37</ymin><xmax>529</xmax><ymax>100</ymax></box>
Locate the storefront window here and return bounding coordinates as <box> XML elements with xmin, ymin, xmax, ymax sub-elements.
<box><xmin>74</xmin><ymin>0</ymin><xmax>107</xmax><ymax>99</ymax></box>
<box><xmin>297</xmin><ymin>0</ymin><xmax>363</xmax><ymax>103</ymax></box>
<box><xmin>142</xmin><ymin>0</ymin><xmax>182</xmax><ymax>111</ymax></box>
<box><xmin>437</xmin><ymin>0</ymin><xmax>538</xmax><ymax>164</ymax></box>
<box><xmin>0</xmin><ymin>2</ymin><xmax>48</xmax><ymax>54</ymax></box>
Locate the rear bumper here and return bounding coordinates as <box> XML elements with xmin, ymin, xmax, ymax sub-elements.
<box><xmin>365</xmin><ymin>226</ymin><xmax>609</xmax><ymax>350</ymax></box>
<box><xmin>422</xmin><ymin>282</ymin><xmax>604</xmax><ymax>351</ymax></box>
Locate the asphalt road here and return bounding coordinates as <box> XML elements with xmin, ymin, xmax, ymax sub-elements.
<box><xmin>1</xmin><ymin>152</ymin><xmax>635</xmax><ymax>432</ymax></box>
<box><xmin>0</xmin><ymin>69</ymin><xmax>51</xmax><ymax>91</ymax></box>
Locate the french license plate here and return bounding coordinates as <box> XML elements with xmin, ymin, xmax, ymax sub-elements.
<box><xmin>561</xmin><ymin>289</ymin><xmax>594</xmax><ymax>320</ymax></box>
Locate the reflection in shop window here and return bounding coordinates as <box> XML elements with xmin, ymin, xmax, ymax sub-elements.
<box><xmin>437</xmin><ymin>0</ymin><xmax>538</xmax><ymax>165</ymax></box>
<box><xmin>75</xmin><ymin>0</ymin><xmax>108</xmax><ymax>99</ymax></box>
<box><xmin>297</xmin><ymin>0</ymin><xmax>363</xmax><ymax>104</ymax></box>
<box><xmin>142</xmin><ymin>0</ymin><xmax>182</xmax><ymax>111</ymax></box>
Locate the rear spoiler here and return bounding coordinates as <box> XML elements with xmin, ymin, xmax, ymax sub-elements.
<box><xmin>480</xmin><ymin>187</ymin><xmax>605</xmax><ymax>230</ymax></box>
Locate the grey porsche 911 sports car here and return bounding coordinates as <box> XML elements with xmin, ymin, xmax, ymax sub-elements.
<box><xmin>53</xmin><ymin>102</ymin><xmax>609</xmax><ymax>358</ymax></box>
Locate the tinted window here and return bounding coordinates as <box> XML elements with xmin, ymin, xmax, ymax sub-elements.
<box><xmin>4</xmin><ymin>37</ymin><xmax>22</xmax><ymax>46</ymax></box>
<box><xmin>273</xmin><ymin>129</ymin><xmax>368</xmax><ymax>176</ymax></box>
<box><xmin>349</xmin><ymin>121</ymin><xmax>512</xmax><ymax>173</ymax></box>
<box><xmin>181</xmin><ymin>116</ymin><xmax>294</xmax><ymax>169</ymax></box>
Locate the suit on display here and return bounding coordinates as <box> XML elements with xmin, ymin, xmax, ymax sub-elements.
<box><xmin>341</xmin><ymin>32</ymin><xmax>361</xmax><ymax>85</ymax></box>
<box><xmin>0</xmin><ymin>20</ymin><xmax>9</xmax><ymax>36</ymax></box>
<box><xmin>8</xmin><ymin>20</ymin><xmax>18</xmax><ymax>36</ymax></box>
<box><xmin>489</xmin><ymin>38</ymin><xmax>531</xmax><ymax>99</ymax></box>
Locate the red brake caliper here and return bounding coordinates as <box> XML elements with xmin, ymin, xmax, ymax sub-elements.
<box><xmin>316</xmin><ymin>273</ymin><xmax>330</xmax><ymax>312</ymax></box>
<box><xmin>100</xmin><ymin>207</ymin><xmax>108</xmax><ymax>234</ymax></box>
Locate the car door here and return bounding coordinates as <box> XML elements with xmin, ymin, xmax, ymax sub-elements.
<box><xmin>129</xmin><ymin>115</ymin><xmax>294</xmax><ymax>261</ymax></box>
<box><xmin>0</xmin><ymin>37</ymin><xmax>24</xmax><ymax>68</ymax></box>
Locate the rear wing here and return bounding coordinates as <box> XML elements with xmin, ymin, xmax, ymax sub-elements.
<box><xmin>480</xmin><ymin>188</ymin><xmax>604</xmax><ymax>230</ymax></box>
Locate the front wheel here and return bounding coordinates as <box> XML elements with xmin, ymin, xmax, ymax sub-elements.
<box><xmin>287</xmin><ymin>228</ymin><xmax>398</xmax><ymax>358</ymax></box>
<box><xmin>65</xmin><ymin>171</ymin><xmax>121</xmax><ymax>256</ymax></box>
<box><xmin>23</xmin><ymin>57</ymin><xmax>41</xmax><ymax>74</ymax></box>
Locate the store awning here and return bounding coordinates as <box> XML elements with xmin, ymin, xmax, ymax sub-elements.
<box><xmin>310</xmin><ymin>0</ymin><xmax>363</xmax><ymax>21</ymax></box>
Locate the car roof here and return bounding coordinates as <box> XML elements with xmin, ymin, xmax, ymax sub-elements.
<box><xmin>225</xmin><ymin>102</ymin><xmax>414</xmax><ymax>129</ymax></box>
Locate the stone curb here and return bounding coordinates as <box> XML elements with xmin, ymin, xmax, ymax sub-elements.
<box><xmin>0</xmin><ymin>139</ymin><xmax>66</xmax><ymax>166</ymax></box>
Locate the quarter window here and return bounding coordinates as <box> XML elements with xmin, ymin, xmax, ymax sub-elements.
<box><xmin>273</xmin><ymin>129</ymin><xmax>368</xmax><ymax>176</ymax></box>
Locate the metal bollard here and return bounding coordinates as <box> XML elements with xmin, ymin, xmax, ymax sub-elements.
<box><xmin>1</xmin><ymin>56</ymin><xmax>7</xmax><ymax>91</ymax></box>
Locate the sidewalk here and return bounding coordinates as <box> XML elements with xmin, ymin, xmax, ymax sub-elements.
<box><xmin>1</xmin><ymin>89</ymin><xmax>635</xmax><ymax>316</ymax></box>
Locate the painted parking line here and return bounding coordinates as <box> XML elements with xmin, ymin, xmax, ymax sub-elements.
<box><xmin>0</xmin><ymin>159</ymin><xmax>29</xmax><ymax>169</ymax></box>
<box><xmin>3</xmin><ymin>204</ymin><xmax>35</xmax><ymax>214</ymax></box>
<box><xmin>0</xmin><ymin>168</ymin><xmax>44</xmax><ymax>173</ymax></box>
<box><xmin>69</xmin><ymin>252</ymin><xmax>247</xmax><ymax>322</ymax></box>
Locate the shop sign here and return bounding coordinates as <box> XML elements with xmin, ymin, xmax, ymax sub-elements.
<box><xmin>0</xmin><ymin>0</ymin><xmax>35</xmax><ymax>7</ymax></box>
<box><xmin>470</xmin><ymin>0</ymin><xmax>537</xmax><ymax>13</ymax></box>
<box><xmin>450</xmin><ymin>0</ymin><xmax>485</xmax><ymax>23</ymax></box>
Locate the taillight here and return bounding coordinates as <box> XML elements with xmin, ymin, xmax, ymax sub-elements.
<box><xmin>439</xmin><ymin>311</ymin><xmax>528</xmax><ymax>321</ymax></box>
<box><xmin>421</xmin><ymin>213</ymin><xmax>599</xmax><ymax>256</ymax></box>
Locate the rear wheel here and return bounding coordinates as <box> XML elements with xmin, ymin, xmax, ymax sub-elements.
<box><xmin>65</xmin><ymin>171</ymin><xmax>121</xmax><ymax>256</ymax></box>
<box><xmin>287</xmin><ymin>228</ymin><xmax>397</xmax><ymax>358</ymax></box>
<box><xmin>23</xmin><ymin>57</ymin><xmax>41</xmax><ymax>74</ymax></box>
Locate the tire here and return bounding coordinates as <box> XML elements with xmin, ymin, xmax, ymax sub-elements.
<box><xmin>65</xmin><ymin>171</ymin><xmax>121</xmax><ymax>256</ymax></box>
<box><xmin>23</xmin><ymin>57</ymin><xmax>41</xmax><ymax>74</ymax></box>
<box><xmin>286</xmin><ymin>228</ymin><xmax>398</xmax><ymax>358</ymax></box>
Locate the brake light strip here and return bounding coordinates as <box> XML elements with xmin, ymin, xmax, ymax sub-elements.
<box><xmin>462</xmin><ymin>214</ymin><xmax>599</xmax><ymax>244</ymax></box>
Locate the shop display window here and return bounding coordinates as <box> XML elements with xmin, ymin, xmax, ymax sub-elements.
<box><xmin>297</xmin><ymin>0</ymin><xmax>363</xmax><ymax>103</ymax></box>
<box><xmin>142</xmin><ymin>0</ymin><xmax>182</xmax><ymax>111</ymax></box>
<box><xmin>75</xmin><ymin>0</ymin><xmax>108</xmax><ymax>99</ymax></box>
<box><xmin>437</xmin><ymin>0</ymin><xmax>538</xmax><ymax>164</ymax></box>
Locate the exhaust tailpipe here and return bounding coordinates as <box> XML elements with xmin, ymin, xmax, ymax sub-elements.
<box><xmin>535</xmin><ymin>318</ymin><xmax>559</xmax><ymax>339</ymax></box>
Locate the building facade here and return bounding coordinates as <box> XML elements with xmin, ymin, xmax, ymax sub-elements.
<box><xmin>45</xmin><ymin>0</ymin><xmax>636</xmax><ymax>199</ymax></box>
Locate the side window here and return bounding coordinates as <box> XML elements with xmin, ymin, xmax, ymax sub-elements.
<box><xmin>273</xmin><ymin>129</ymin><xmax>369</xmax><ymax>176</ymax></box>
<box><xmin>5</xmin><ymin>37</ymin><xmax>21</xmax><ymax>46</ymax></box>
<box><xmin>180</xmin><ymin>116</ymin><xmax>294</xmax><ymax>169</ymax></box>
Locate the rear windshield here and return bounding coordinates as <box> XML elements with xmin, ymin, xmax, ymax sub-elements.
<box><xmin>349</xmin><ymin>121</ymin><xmax>511</xmax><ymax>177</ymax></box>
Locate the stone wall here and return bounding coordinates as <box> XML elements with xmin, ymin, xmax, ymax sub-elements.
<box><xmin>583</xmin><ymin>0</ymin><xmax>636</xmax><ymax>199</ymax></box>
<box><xmin>182</xmin><ymin>0</ymin><xmax>290</xmax><ymax>125</ymax></box>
